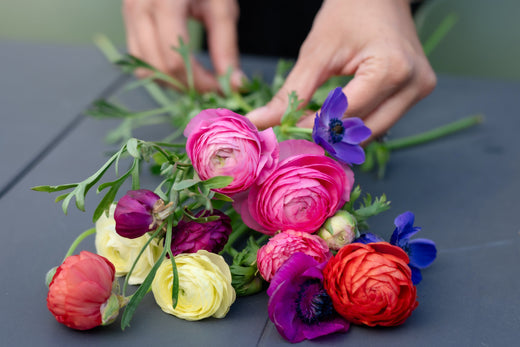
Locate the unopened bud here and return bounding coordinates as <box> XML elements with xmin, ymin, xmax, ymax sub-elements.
<box><xmin>317</xmin><ymin>211</ymin><xmax>357</xmax><ymax>250</ymax></box>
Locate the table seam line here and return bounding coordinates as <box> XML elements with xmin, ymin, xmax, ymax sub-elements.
<box><xmin>0</xmin><ymin>74</ymin><xmax>129</xmax><ymax>200</ymax></box>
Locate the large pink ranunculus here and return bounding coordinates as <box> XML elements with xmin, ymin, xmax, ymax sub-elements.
<box><xmin>47</xmin><ymin>251</ymin><xmax>116</xmax><ymax>330</ymax></box>
<box><xmin>257</xmin><ymin>230</ymin><xmax>332</xmax><ymax>282</ymax></box>
<box><xmin>184</xmin><ymin>109</ymin><xmax>279</xmax><ymax>195</ymax></box>
<box><xmin>234</xmin><ymin>139</ymin><xmax>354</xmax><ymax>235</ymax></box>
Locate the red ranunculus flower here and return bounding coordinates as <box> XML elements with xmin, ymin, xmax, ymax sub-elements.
<box><xmin>47</xmin><ymin>251</ymin><xmax>116</xmax><ymax>330</ymax></box>
<box><xmin>323</xmin><ymin>242</ymin><xmax>418</xmax><ymax>327</ymax></box>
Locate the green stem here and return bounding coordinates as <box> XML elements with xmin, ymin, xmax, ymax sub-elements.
<box><xmin>422</xmin><ymin>12</ymin><xmax>458</xmax><ymax>57</ymax></box>
<box><xmin>284</xmin><ymin>126</ymin><xmax>313</xmax><ymax>135</ymax></box>
<box><xmin>222</xmin><ymin>223</ymin><xmax>250</xmax><ymax>256</ymax></box>
<box><xmin>63</xmin><ymin>228</ymin><xmax>96</xmax><ymax>260</ymax></box>
<box><xmin>386</xmin><ymin>114</ymin><xmax>483</xmax><ymax>151</ymax></box>
<box><xmin>232</xmin><ymin>92</ymin><xmax>254</xmax><ymax>113</ymax></box>
<box><xmin>93</xmin><ymin>34</ymin><xmax>122</xmax><ymax>63</ymax></box>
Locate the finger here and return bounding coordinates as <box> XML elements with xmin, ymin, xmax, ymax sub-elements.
<box><xmin>361</xmin><ymin>83</ymin><xmax>420</xmax><ymax>140</ymax></box>
<box><xmin>247</xmin><ymin>57</ymin><xmax>327</xmax><ymax>129</ymax></box>
<box><xmin>342</xmin><ymin>52</ymin><xmax>414</xmax><ymax>120</ymax></box>
<box><xmin>122</xmin><ymin>0</ymin><xmax>153</xmax><ymax>78</ymax></box>
<box><xmin>153</xmin><ymin>1</ymin><xmax>220</xmax><ymax>92</ymax></box>
<box><xmin>203</xmin><ymin>1</ymin><xmax>244</xmax><ymax>88</ymax></box>
<box><xmin>123</xmin><ymin>1</ymin><xmax>169</xmax><ymax>76</ymax></box>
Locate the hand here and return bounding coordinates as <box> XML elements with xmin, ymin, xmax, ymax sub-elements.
<box><xmin>246</xmin><ymin>0</ymin><xmax>437</xmax><ymax>139</ymax></box>
<box><xmin>123</xmin><ymin>0</ymin><xmax>244</xmax><ymax>92</ymax></box>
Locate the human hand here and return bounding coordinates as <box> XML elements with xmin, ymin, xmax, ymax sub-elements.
<box><xmin>246</xmin><ymin>0</ymin><xmax>437</xmax><ymax>139</ymax></box>
<box><xmin>123</xmin><ymin>0</ymin><xmax>244</xmax><ymax>92</ymax></box>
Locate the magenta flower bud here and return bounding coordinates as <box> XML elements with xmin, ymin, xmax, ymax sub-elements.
<box><xmin>114</xmin><ymin>190</ymin><xmax>163</xmax><ymax>239</ymax></box>
<box><xmin>170</xmin><ymin>210</ymin><xmax>232</xmax><ymax>256</ymax></box>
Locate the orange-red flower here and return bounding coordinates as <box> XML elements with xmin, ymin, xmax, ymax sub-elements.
<box><xmin>323</xmin><ymin>242</ymin><xmax>418</xmax><ymax>327</ymax></box>
<box><xmin>47</xmin><ymin>251</ymin><xmax>116</xmax><ymax>330</ymax></box>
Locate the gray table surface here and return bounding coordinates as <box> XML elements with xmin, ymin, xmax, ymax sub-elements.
<box><xmin>0</xmin><ymin>40</ymin><xmax>518</xmax><ymax>346</ymax></box>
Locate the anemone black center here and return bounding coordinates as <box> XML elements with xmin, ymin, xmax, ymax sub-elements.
<box><xmin>295</xmin><ymin>278</ymin><xmax>335</xmax><ymax>325</ymax></box>
<box><xmin>328</xmin><ymin>118</ymin><xmax>345</xmax><ymax>144</ymax></box>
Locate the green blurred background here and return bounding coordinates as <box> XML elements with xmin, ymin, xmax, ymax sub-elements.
<box><xmin>1</xmin><ymin>0</ymin><xmax>519</xmax><ymax>80</ymax></box>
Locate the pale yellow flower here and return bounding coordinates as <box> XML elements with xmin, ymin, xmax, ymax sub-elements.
<box><xmin>95</xmin><ymin>205</ymin><xmax>163</xmax><ymax>285</ymax></box>
<box><xmin>152</xmin><ymin>250</ymin><xmax>236</xmax><ymax>321</ymax></box>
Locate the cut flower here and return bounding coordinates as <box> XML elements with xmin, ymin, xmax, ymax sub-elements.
<box><xmin>312</xmin><ymin>87</ymin><xmax>371</xmax><ymax>165</ymax></box>
<box><xmin>390</xmin><ymin>211</ymin><xmax>437</xmax><ymax>284</ymax></box>
<box><xmin>95</xmin><ymin>204</ymin><xmax>163</xmax><ymax>285</ymax></box>
<box><xmin>257</xmin><ymin>229</ymin><xmax>332</xmax><ymax>282</ymax></box>
<box><xmin>267</xmin><ymin>253</ymin><xmax>349</xmax><ymax>343</ymax></box>
<box><xmin>152</xmin><ymin>250</ymin><xmax>236</xmax><ymax>321</ymax></box>
<box><xmin>47</xmin><ymin>251</ymin><xmax>118</xmax><ymax>330</ymax></box>
<box><xmin>324</xmin><ymin>242</ymin><xmax>418</xmax><ymax>327</ymax></box>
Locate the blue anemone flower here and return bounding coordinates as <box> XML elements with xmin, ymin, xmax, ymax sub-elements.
<box><xmin>390</xmin><ymin>211</ymin><xmax>437</xmax><ymax>285</ymax></box>
<box><xmin>354</xmin><ymin>232</ymin><xmax>384</xmax><ymax>244</ymax></box>
<box><xmin>312</xmin><ymin>87</ymin><xmax>372</xmax><ymax>165</ymax></box>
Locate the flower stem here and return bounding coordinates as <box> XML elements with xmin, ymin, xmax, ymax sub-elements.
<box><xmin>222</xmin><ymin>223</ymin><xmax>250</xmax><ymax>256</ymax></box>
<box><xmin>283</xmin><ymin>126</ymin><xmax>313</xmax><ymax>135</ymax></box>
<box><xmin>233</xmin><ymin>92</ymin><xmax>254</xmax><ymax>113</ymax></box>
<box><xmin>63</xmin><ymin>228</ymin><xmax>96</xmax><ymax>260</ymax></box>
<box><xmin>385</xmin><ymin>114</ymin><xmax>483</xmax><ymax>151</ymax></box>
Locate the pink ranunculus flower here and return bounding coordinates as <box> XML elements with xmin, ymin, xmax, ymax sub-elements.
<box><xmin>184</xmin><ymin>108</ymin><xmax>279</xmax><ymax>195</ymax></box>
<box><xmin>47</xmin><ymin>251</ymin><xmax>117</xmax><ymax>330</ymax></box>
<box><xmin>234</xmin><ymin>139</ymin><xmax>354</xmax><ymax>235</ymax></box>
<box><xmin>256</xmin><ymin>230</ymin><xmax>332</xmax><ymax>282</ymax></box>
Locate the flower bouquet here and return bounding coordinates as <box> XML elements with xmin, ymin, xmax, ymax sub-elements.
<box><xmin>35</xmin><ymin>81</ymin><xmax>440</xmax><ymax>343</ymax></box>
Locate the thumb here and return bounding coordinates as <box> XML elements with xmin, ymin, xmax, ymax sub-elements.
<box><xmin>246</xmin><ymin>58</ymin><xmax>324</xmax><ymax>129</ymax></box>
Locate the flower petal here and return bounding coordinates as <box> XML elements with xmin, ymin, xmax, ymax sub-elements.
<box><xmin>409</xmin><ymin>264</ymin><xmax>423</xmax><ymax>285</ymax></box>
<box><xmin>321</xmin><ymin>87</ymin><xmax>348</xmax><ymax>121</ymax></box>
<box><xmin>407</xmin><ymin>238</ymin><xmax>437</xmax><ymax>269</ymax></box>
<box><xmin>342</xmin><ymin>118</ymin><xmax>372</xmax><ymax>144</ymax></box>
<box><xmin>355</xmin><ymin>233</ymin><xmax>385</xmax><ymax>244</ymax></box>
<box><xmin>329</xmin><ymin>141</ymin><xmax>366</xmax><ymax>165</ymax></box>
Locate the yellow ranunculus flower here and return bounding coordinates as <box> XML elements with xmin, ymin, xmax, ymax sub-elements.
<box><xmin>95</xmin><ymin>205</ymin><xmax>163</xmax><ymax>285</ymax></box>
<box><xmin>152</xmin><ymin>250</ymin><xmax>236</xmax><ymax>321</ymax></box>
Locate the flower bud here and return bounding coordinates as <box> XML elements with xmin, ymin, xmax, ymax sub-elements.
<box><xmin>169</xmin><ymin>210</ymin><xmax>232</xmax><ymax>256</ymax></box>
<box><xmin>229</xmin><ymin>237</ymin><xmax>266</xmax><ymax>296</ymax></box>
<box><xmin>114</xmin><ymin>190</ymin><xmax>171</xmax><ymax>239</ymax></box>
<box><xmin>47</xmin><ymin>251</ymin><xmax>118</xmax><ymax>330</ymax></box>
<box><xmin>317</xmin><ymin>210</ymin><xmax>357</xmax><ymax>250</ymax></box>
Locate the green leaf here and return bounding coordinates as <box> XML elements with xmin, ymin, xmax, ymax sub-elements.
<box><xmin>211</xmin><ymin>192</ymin><xmax>233</xmax><ymax>202</ymax></box>
<box><xmin>126</xmin><ymin>138</ymin><xmax>141</xmax><ymax>159</ymax></box>
<box><xmin>280</xmin><ymin>91</ymin><xmax>304</xmax><ymax>126</ymax></box>
<box><xmin>201</xmin><ymin>176</ymin><xmax>233</xmax><ymax>190</ymax></box>
<box><xmin>121</xmin><ymin>249</ymin><xmax>166</xmax><ymax>330</ymax></box>
<box><xmin>172</xmin><ymin>179</ymin><xmax>199</xmax><ymax>191</ymax></box>
<box><xmin>31</xmin><ymin>184</ymin><xmax>77</xmax><ymax>193</ymax></box>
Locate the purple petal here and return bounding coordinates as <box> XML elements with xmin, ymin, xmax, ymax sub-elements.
<box><xmin>354</xmin><ymin>233</ymin><xmax>385</xmax><ymax>244</ymax></box>
<box><xmin>392</xmin><ymin>211</ymin><xmax>421</xmax><ymax>243</ymax></box>
<box><xmin>321</xmin><ymin>87</ymin><xmax>348</xmax><ymax>121</ymax></box>
<box><xmin>342</xmin><ymin>118</ymin><xmax>372</xmax><ymax>144</ymax></box>
<box><xmin>329</xmin><ymin>141</ymin><xmax>366</xmax><ymax>165</ymax></box>
<box><xmin>410</xmin><ymin>265</ymin><xmax>423</xmax><ymax>285</ymax></box>
<box><xmin>394</xmin><ymin>211</ymin><xmax>415</xmax><ymax>231</ymax></box>
<box><xmin>407</xmin><ymin>238</ymin><xmax>437</xmax><ymax>269</ymax></box>
<box><xmin>303</xmin><ymin>318</ymin><xmax>350</xmax><ymax>340</ymax></box>
<box><xmin>267</xmin><ymin>253</ymin><xmax>319</xmax><ymax>296</ymax></box>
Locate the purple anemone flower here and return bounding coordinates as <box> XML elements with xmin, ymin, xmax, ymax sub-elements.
<box><xmin>267</xmin><ymin>252</ymin><xmax>349</xmax><ymax>343</ymax></box>
<box><xmin>390</xmin><ymin>211</ymin><xmax>437</xmax><ymax>285</ymax></box>
<box><xmin>312</xmin><ymin>87</ymin><xmax>372</xmax><ymax>165</ymax></box>
<box><xmin>114</xmin><ymin>190</ymin><xmax>161</xmax><ymax>239</ymax></box>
